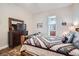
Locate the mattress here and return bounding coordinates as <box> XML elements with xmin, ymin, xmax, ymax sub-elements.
<box><xmin>20</xmin><ymin>45</ymin><xmax>64</xmax><ymax>56</ymax></box>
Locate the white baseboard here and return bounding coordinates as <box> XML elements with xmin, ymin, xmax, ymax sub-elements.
<box><xmin>0</xmin><ymin>45</ymin><xmax>8</xmax><ymax>50</ymax></box>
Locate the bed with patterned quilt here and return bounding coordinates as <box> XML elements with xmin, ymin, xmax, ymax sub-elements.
<box><xmin>20</xmin><ymin>32</ymin><xmax>79</xmax><ymax>56</ymax></box>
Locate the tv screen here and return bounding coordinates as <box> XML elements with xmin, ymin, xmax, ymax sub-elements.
<box><xmin>17</xmin><ymin>23</ymin><xmax>26</xmax><ymax>32</ymax></box>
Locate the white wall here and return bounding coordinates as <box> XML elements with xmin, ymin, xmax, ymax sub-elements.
<box><xmin>32</xmin><ymin>5</ymin><xmax>73</xmax><ymax>37</ymax></box>
<box><xmin>0</xmin><ymin>4</ymin><xmax>33</xmax><ymax>50</ymax></box>
<box><xmin>72</xmin><ymin>4</ymin><xmax>79</xmax><ymax>26</ymax></box>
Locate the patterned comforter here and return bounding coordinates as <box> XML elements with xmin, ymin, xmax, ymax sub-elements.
<box><xmin>21</xmin><ymin>43</ymin><xmax>79</xmax><ymax>56</ymax></box>
<box><xmin>50</xmin><ymin>43</ymin><xmax>76</xmax><ymax>55</ymax></box>
<box><xmin>21</xmin><ymin>33</ymin><xmax>79</xmax><ymax>56</ymax></box>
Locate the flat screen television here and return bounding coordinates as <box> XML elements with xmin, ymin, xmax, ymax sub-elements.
<box><xmin>17</xmin><ymin>23</ymin><xmax>26</xmax><ymax>35</ymax></box>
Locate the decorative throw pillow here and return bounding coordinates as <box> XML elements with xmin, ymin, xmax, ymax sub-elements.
<box><xmin>73</xmin><ymin>32</ymin><xmax>79</xmax><ymax>49</ymax></box>
<box><xmin>62</xmin><ymin>36</ymin><xmax>68</xmax><ymax>43</ymax></box>
<box><xmin>62</xmin><ymin>32</ymin><xmax>75</xmax><ymax>43</ymax></box>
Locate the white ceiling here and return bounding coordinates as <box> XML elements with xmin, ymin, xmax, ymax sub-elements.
<box><xmin>15</xmin><ymin>3</ymin><xmax>72</xmax><ymax>14</ymax></box>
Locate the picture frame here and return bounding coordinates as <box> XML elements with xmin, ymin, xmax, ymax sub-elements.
<box><xmin>37</xmin><ymin>23</ymin><xmax>43</xmax><ymax>28</ymax></box>
<box><xmin>62</xmin><ymin>22</ymin><xmax>67</xmax><ymax>26</ymax></box>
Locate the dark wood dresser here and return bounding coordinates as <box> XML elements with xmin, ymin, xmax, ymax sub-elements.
<box><xmin>8</xmin><ymin>31</ymin><xmax>21</xmax><ymax>48</ymax></box>
<box><xmin>8</xmin><ymin>18</ymin><xmax>28</xmax><ymax>48</ymax></box>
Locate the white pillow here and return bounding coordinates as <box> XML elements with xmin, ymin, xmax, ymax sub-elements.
<box><xmin>63</xmin><ymin>32</ymin><xmax>75</xmax><ymax>43</ymax></box>
<box><xmin>73</xmin><ymin>32</ymin><xmax>79</xmax><ymax>49</ymax></box>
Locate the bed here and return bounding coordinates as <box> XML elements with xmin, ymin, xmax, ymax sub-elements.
<box><xmin>20</xmin><ymin>33</ymin><xmax>79</xmax><ymax>56</ymax></box>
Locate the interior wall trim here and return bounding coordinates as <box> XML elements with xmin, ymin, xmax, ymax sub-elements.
<box><xmin>0</xmin><ymin>45</ymin><xmax>8</xmax><ymax>50</ymax></box>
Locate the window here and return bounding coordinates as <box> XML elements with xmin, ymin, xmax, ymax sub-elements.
<box><xmin>48</xmin><ymin>16</ymin><xmax>56</xmax><ymax>37</ymax></box>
